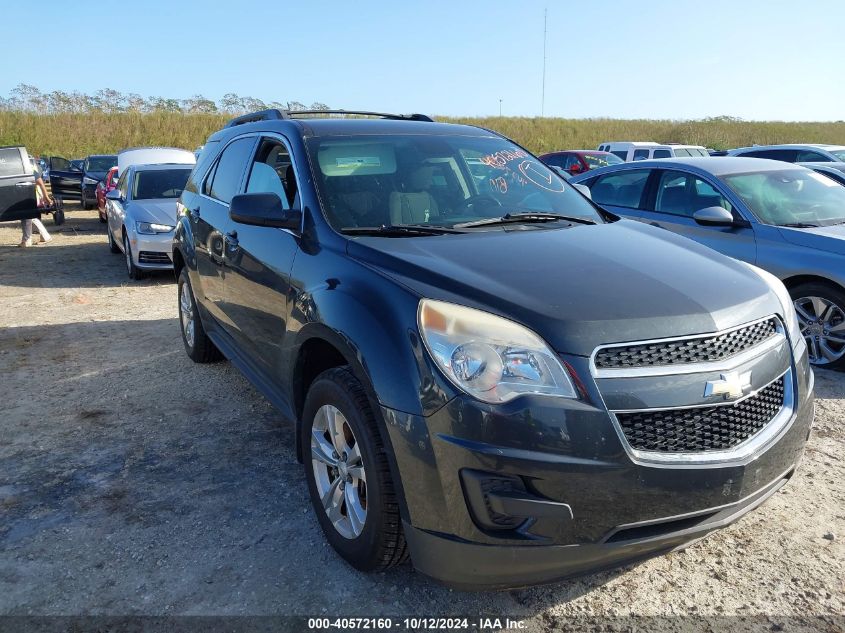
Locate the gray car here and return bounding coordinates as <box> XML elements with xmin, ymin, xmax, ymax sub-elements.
<box><xmin>728</xmin><ymin>143</ymin><xmax>845</xmax><ymax>163</ymax></box>
<box><xmin>106</xmin><ymin>163</ymin><xmax>193</xmax><ymax>279</ymax></box>
<box><xmin>572</xmin><ymin>157</ymin><xmax>845</xmax><ymax>369</ymax></box>
<box><xmin>799</xmin><ymin>162</ymin><xmax>845</xmax><ymax>186</ymax></box>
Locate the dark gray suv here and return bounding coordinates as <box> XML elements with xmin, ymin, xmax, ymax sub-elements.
<box><xmin>172</xmin><ymin>110</ymin><xmax>814</xmax><ymax>589</ymax></box>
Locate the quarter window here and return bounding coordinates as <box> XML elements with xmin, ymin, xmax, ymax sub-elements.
<box><xmin>632</xmin><ymin>149</ymin><xmax>649</xmax><ymax>161</ymax></box>
<box><xmin>206</xmin><ymin>137</ymin><xmax>255</xmax><ymax>204</ymax></box>
<box><xmin>590</xmin><ymin>170</ymin><xmax>650</xmax><ymax>209</ymax></box>
<box><xmin>653</xmin><ymin>149</ymin><xmax>672</xmax><ymax>159</ymax></box>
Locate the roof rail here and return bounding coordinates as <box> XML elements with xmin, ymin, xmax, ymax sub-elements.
<box><xmin>225</xmin><ymin>109</ymin><xmax>435</xmax><ymax>128</ymax></box>
<box><xmin>286</xmin><ymin>110</ymin><xmax>434</xmax><ymax>122</ymax></box>
<box><xmin>225</xmin><ymin>109</ymin><xmax>290</xmax><ymax>128</ymax></box>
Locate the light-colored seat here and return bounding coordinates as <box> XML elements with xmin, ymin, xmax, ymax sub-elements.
<box><xmin>388</xmin><ymin>166</ymin><xmax>439</xmax><ymax>224</ymax></box>
<box><xmin>246</xmin><ymin>162</ymin><xmax>289</xmax><ymax>209</ymax></box>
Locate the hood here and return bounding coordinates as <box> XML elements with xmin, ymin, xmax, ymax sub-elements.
<box><xmin>347</xmin><ymin>220</ymin><xmax>781</xmax><ymax>356</ymax></box>
<box><xmin>127</xmin><ymin>200</ymin><xmax>178</xmax><ymax>226</ymax></box>
<box><xmin>778</xmin><ymin>224</ymin><xmax>845</xmax><ymax>256</ymax></box>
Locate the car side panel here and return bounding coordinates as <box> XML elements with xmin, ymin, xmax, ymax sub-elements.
<box><xmin>0</xmin><ymin>148</ymin><xmax>39</xmax><ymax>221</ymax></box>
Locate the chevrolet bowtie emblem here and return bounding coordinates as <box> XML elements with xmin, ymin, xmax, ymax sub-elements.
<box><xmin>704</xmin><ymin>371</ymin><xmax>752</xmax><ymax>400</ymax></box>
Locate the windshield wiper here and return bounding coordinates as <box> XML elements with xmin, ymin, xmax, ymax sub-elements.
<box><xmin>779</xmin><ymin>222</ymin><xmax>819</xmax><ymax>228</ymax></box>
<box><xmin>340</xmin><ymin>224</ymin><xmax>464</xmax><ymax>236</ymax></box>
<box><xmin>453</xmin><ymin>212</ymin><xmax>596</xmax><ymax>229</ymax></box>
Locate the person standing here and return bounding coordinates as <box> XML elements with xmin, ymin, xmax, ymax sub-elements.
<box><xmin>19</xmin><ymin>158</ymin><xmax>53</xmax><ymax>247</ymax></box>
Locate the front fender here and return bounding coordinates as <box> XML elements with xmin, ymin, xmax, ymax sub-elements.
<box><xmin>287</xmin><ymin>271</ymin><xmax>456</xmax><ymax>419</ymax></box>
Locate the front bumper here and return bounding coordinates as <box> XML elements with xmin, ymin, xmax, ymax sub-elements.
<box><xmin>381</xmin><ymin>346</ymin><xmax>814</xmax><ymax>589</ymax></box>
<box><xmin>128</xmin><ymin>230</ymin><xmax>174</xmax><ymax>270</ymax></box>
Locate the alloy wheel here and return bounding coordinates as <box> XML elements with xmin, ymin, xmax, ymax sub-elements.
<box><xmin>180</xmin><ymin>282</ymin><xmax>195</xmax><ymax>349</ymax></box>
<box><xmin>794</xmin><ymin>295</ymin><xmax>845</xmax><ymax>365</ymax></box>
<box><xmin>310</xmin><ymin>404</ymin><xmax>367</xmax><ymax>539</ymax></box>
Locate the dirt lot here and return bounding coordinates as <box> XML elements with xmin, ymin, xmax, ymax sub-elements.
<box><xmin>0</xmin><ymin>206</ymin><xmax>843</xmax><ymax>630</ymax></box>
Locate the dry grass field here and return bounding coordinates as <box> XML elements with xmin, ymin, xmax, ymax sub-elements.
<box><xmin>3</xmin><ymin>111</ymin><xmax>845</xmax><ymax>158</ymax></box>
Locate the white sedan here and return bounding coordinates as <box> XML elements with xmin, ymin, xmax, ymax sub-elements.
<box><xmin>106</xmin><ymin>164</ymin><xmax>194</xmax><ymax>279</ymax></box>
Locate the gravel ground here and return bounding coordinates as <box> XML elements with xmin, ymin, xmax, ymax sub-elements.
<box><xmin>0</xmin><ymin>206</ymin><xmax>843</xmax><ymax>631</ymax></box>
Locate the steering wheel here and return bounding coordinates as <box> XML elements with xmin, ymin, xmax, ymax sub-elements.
<box><xmin>459</xmin><ymin>195</ymin><xmax>503</xmax><ymax>214</ymax></box>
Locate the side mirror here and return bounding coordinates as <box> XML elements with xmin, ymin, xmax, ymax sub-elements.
<box><xmin>693</xmin><ymin>206</ymin><xmax>735</xmax><ymax>227</ymax></box>
<box><xmin>573</xmin><ymin>183</ymin><xmax>592</xmax><ymax>199</ymax></box>
<box><xmin>106</xmin><ymin>189</ymin><xmax>122</xmax><ymax>201</ymax></box>
<box><xmin>568</xmin><ymin>163</ymin><xmax>583</xmax><ymax>174</ymax></box>
<box><xmin>229</xmin><ymin>192</ymin><xmax>301</xmax><ymax>230</ymax></box>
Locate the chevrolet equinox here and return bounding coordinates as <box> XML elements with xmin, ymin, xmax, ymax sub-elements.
<box><xmin>172</xmin><ymin>109</ymin><xmax>814</xmax><ymax>589</ymax></box>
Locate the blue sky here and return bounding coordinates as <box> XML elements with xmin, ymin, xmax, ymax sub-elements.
<box><xmin>3</xmin><ymin>0</ymin><xmax>843</xmax><ymax>120</ymax></box>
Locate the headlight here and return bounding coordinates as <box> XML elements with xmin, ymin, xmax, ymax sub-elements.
<box><xmin>743</xmin><ymin>263</ymin><xmax>802</xmax><ymax>347</ymax></box>
<box><xmin>83</xmin><ymin>176</ymin><xmax>99</xmax><ymax>185</ymax></box>
<box><xmin>418</xmin><ymin>299</ymin><xmax>577</xmax><ymax>404</ymax></box>
<box><xmin>136</xmin><ymin>221</ymin><xmax>175</xmax><ymax>234</ymax></box>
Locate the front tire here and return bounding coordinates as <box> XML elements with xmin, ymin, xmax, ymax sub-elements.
<box><xmin>790</xmin><ymin>281</ymin><xmax>845</xmax><ymax>370</ymax></box>
<box><xmin>177</xmin><ymin>267</ymin><xmax>222</xmax><ymax>363</ymax></box>
<box><xmin>107</xmin><ymin>227</ymin><xmax>120</xmax><ymax>253</ymax></box>
<box><xmin>302</xmin><ymin>367</ymin><xmax>408</xmax><ymax>572</ymax></box>
<box><xmin>123</xmin><ymin>232</ymin><xmax>144</xmax><ymax>280</ymax></box>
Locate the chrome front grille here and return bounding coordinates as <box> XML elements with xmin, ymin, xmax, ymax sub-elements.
<box><xmin>592</xmin><ymin>316</ymin><xmax>795</xmax><ymax>464</ymax></box>
<box><xmin>594</xmin><ymin>318</ymin><xmax>778</xmax><ymax>369</ymax></box>
<box><xmin>615</xmin><ymin>377</ymin><xmax>785</xmax><ymax>453</ymax></box>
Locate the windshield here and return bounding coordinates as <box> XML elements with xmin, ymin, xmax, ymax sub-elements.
<box><xmin>830</xmin><ymin>150</ymin><xmax>845</xmax><ymax>161</ymax></box>
<box><xmin>85</xmin><ymin>156</ymin><xmax>117</xmax><ymax>172</ymax></box>
<box><xmin>722</xmin><ymin>169</ymin><xmax>845</xmax><ymax>227</ymax></box>
<box><xmin>132</xmin><ymin>168</ymin><xmax>191</xmax><ymax>200</ymax></box>
<box><xmin>583</xmin><ymin>153</ymin><xmax>623</xmax><ymax>168</ymax></box>
<box><xmin>306</xmin><ymin>134</ymin><xmax>602</xmax><ymax>231</ymax></box>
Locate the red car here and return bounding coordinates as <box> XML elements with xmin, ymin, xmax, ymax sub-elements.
<box><xmin>538</xmin><ymin>150</ymin><xmax>623</xmax><ymax>176</ymax></box>
<box><xmin>96</xmin><ymin>166</ymin><xmax>119</xmax><ymax>222</ymax></box>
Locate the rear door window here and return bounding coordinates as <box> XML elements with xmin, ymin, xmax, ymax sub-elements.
<box><xmin>632</xmin><ymin>149</ymin><xmax>649</xmax><ymax>161</ymax></box>
<box><xmin>610</xmin><ymin>150</ymin><xmax>628</xmax><ymax>161</ymax></box>
<box><xmin>0</xmin><ymin>148</ymin><xmax>26</xmax><ymax>177</ymax></box>
<box><xmin>206</xmin><ymin>137</ymin><xmax>256</xmax><ymax>204</ymax></box>
<box><xmin>590</xmin><ymin>170</ymin><xmax>650</xmax><ymax>209</ymax></box>
<box><xmin>796</xmin><ymin>150</ymin><xmax>830</xmax><ymax>162</ymax></box>
<box><xmin>743</xmin><ymin>149</ymin><xmax>799</xmax><ymax>162</ymax></box>
<box><xmin>653</xmin><ymin>149</ymin><xmax>672</xmax><ymax>159</ymax></box>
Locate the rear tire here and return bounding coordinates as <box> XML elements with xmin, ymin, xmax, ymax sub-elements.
<box><xmin>789</xmin><ymin>281</ymin><xmax>845</xmax><ymax>370</ymax></box>
<box><xmin>177</xmin><ymin>267</ymin><xmax>222</xmax><ymax>363</ymax></box>
<box><xmin>302</xmin><ymin>367</ymin><xmax>408</xmax><ymax>572</ymax></box>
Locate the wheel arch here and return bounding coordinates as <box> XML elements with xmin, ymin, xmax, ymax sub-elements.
<box><xmin>291</xmin><ymin>324</ymin><xmax>414</xmax><ymax>525</ymax></box>
<box><xmin>782</xmin><ymin>274</ymin><xmax>845</xmax><ymax>295</ymax></box>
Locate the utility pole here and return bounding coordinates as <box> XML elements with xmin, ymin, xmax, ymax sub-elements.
<box><xmin>541</xmin><ymin>7</ymin><xmax>547</xmax><ymax>117</ymax></box>
<box><xmin>499</xmin><ymin>99</ymin><xmax>502</xmax><ymax>117</ymax></box>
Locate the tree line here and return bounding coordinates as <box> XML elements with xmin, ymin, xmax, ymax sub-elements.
<box><xmin>0</xmin><ymin>84</ymin><xmax>329</xmax><ymax>115</ymax></box>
